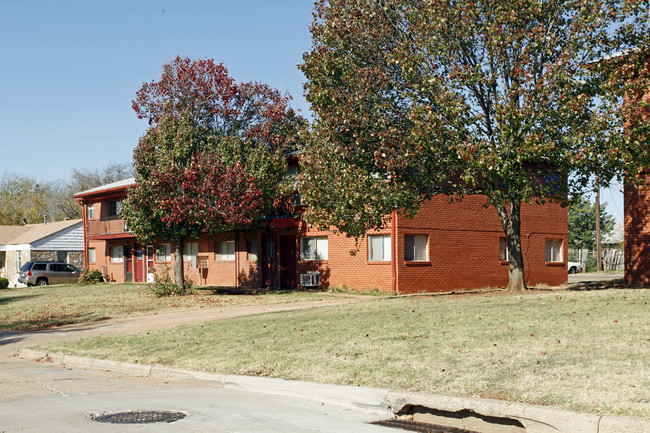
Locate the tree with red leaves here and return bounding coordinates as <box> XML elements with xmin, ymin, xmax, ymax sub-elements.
<box><xmin>122</xmin><ymin>57</ymin><xmax>302</xmax><ymax>292</ymax></box>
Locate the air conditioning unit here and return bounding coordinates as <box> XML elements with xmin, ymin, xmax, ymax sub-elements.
<box><xmin>300</xmin><ymin>271</ymin><xmax>321</xmax><ymax>287</ymax></box>
<box><xmin>291</xmin><ymin>193</ymin><xmax>304</xmax><ymax>206</ymax></box>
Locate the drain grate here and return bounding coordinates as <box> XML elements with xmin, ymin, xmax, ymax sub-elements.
<box><xmin>371</xmin><ymin>419</ymin><xmax>477</xmax><ymax>433</ymax></box>
<box><xmin>91</xmin><ymin>410</ymin><xmax>186</xmax><ymax>424</ymax></box>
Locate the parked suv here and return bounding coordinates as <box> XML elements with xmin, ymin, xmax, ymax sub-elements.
<box><xmin>18</xmin><ymin>261</ymin><xmax>81</xmax><ymax>286</ymax></box>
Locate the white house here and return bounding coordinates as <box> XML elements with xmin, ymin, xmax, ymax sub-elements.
<box><xmin>0</xmin><ymin>219</ymin><xmax>84</xmax><ymax>287</ymax></box>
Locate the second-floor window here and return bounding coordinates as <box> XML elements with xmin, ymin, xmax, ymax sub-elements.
<box><xmin>108</xmin><ymin>200</ymin><xmax>121</xmax><ymax>217</ymax></box>
<box><xmin>87</xmin><ymin>204</ymin><xmax>95</xmax><ymax>219</ymax></box>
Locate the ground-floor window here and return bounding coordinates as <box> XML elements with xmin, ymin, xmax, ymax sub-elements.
<box><xmin>183</xmin><ymin>242</ymin><xmax>198</xmax><ymax>268</ymax></box>
<box><xmin>247</xmin><ymin>239</ymin><xmax>258</xmax><ymax>261</ymax></box>
<box><xmin>215</xmin><ymin>240</ymin><xmax>235</xmax><ymax>261</ymax></box>
<box><xmin>300</xmin><ymin>236</ymin><xmax>328</xmax><ymax>261</ymax></box>
<box><xmin>405</xmin><ymin>234</ymin><xmax>428</xmax><ymax>261</ymax></box>
<box><xmin>368</xmin><ymin>234</ymin><xmax>391</xmax><ymax>261</ymax></box>
<box><xmin>110</xmin><ymin>246</ymin><xmax>123</xmax><ymax>263</ymax></box>
<box><xmin>499</xmin><ymin>237</ymin><xmax>509</xmax><ymax>261</ymax></box>
<box><xmin>545</xmin><ymin>239</ymin><xmax>563</xmax><ymax>263</ymax></box>
<box><xmin>87</xmin><ymin>248</ymin><xmax>96</xmax><ymax>264</ymax></box>
<box><xmin>57</xmin><ymin>251</ymin><xmax>68</xmax><ymax>262</ymax></box>
<box><xmin>156</xmin><ymin>244</ymin><xmax>171</xmax><ymax>262</ymax></box>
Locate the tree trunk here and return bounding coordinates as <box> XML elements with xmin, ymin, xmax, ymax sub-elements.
<box><xmin>173</xmin><ymin>236</ymin><xmax>185</xmax><ymax>294</ymax></box>
<box><xmin>495</xmin><ymin>199</ymin><xmax>526</xmax><ymax>292</ymax></box>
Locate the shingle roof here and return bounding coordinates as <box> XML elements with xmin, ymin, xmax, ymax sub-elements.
<box><xmin>0</xmin><ymin>219</ymin><xmax>82</xmax><ymax>245</ymax></box>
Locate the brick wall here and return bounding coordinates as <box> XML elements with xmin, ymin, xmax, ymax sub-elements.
<box><xmin>625</xmin><ymin>170</ymin><xmax>650</xmax><ymax>284</ymax></box>
<box><xmin>301</xmin><ymin>195</ymin><xmax>567</xmax><ymax>294</ymax></box>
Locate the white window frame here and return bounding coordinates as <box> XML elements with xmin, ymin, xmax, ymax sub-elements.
<box><xmin>155</xmin><ymin>244</ymin><xmax>171</xmax><ymax>262</ymax></box>
<box><xmin>110</xmin><ymin>246</ymin><xmax>124</xmax><ymax>263</ymax></box>
<box><xmin>87</xmin><ymin>204</ymin><xmax>95</xmax><ymax>220</ymax></box>
<box><xmin>183</xmin><ymin>242</ymin><xmax>198</xmax><ymax>268</ymax></box>
<box><xmin>405</xmin><ymin>234</ymin><xmax>428</xmax><ymax>262</ymax></box>
<box><xmin>300</xmin><ymin>236</ymin><xmax>328</xmax><ymax>261</ymax></box>
<box><xmin>216</xmin><ymin>240</ymin><xmax>235</xmax><ymax>261</ymax></box>
<box><xmin>368</xmin><ymin>234</ymin><xmax>391</xmax><ymax>261</ymax></box>
<box><xmin>87</xmin><ymin>248</ymin><xmax>96</xmax><ymax>264</ymax></box>
<box><xmin>545</xmin><ymin>239</ymin><xmax>563</xmax><ymax>263</ymax></box>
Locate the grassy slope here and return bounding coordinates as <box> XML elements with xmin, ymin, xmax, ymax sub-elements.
<box><xmin>33</xmin><ymin>289</ymin><xmax>650</xmax><ymax>418</ymax></box>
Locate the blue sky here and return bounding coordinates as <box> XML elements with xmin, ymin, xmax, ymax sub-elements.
<box><xmin>0</xmin><ymin>0</ymin><xmax>625</xmax><ymax>222</ymax></box>
<box><xmin>0</xmin><ymin>0</ymin><xmax>313</xmax><ymax>180</ymax></box>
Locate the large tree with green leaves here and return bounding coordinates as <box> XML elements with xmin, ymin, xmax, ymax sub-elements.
<box><xmin>299</xmin><ymin>0</ymin><xmax>650</xmax><ymax>291</ymax></box>
<box><xmin>122</xmin><ymin>56</ymin><xmax>301</xmax><ymax>292</ymax></box>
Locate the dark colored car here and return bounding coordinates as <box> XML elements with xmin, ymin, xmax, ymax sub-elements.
<box><xmin>18</xmin><ymin>261</ymin><xmax>81</xmax><ymax>286</ymax></box>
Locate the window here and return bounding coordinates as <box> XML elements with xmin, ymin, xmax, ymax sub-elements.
<box><xmin>155</xmin><ymin>244</ymin><xmax>171</xmax><ymax>262</ymax></box>
<box><xmin>108</xmin><ymin>200</ymin><xmax>121</xmax><ymax>217</ymax></box>
<box><xmin>369</xmin><ymin>235</ymin><xmax>391</xmax><ymax>261</ymax></box>
<box><xmin>87</xmin><ymin>248</ymin><xmax>96</xmax><ymax>264</ymax></box>
<box><xmin>16</xmin><ymin>251</ymin><xmax>22</xmax><ymax>271</ymax></box>
<box><xmin>545</xmin><ymin>239</ymin><xmax>562</xmax><ymax>263</ymax></box>
<box><xmin>183</xmin><ymin>242</ymin><xmax>198</xmax><ymax>268</ymax></box>
<box><xmin>110</xmin><ymin>246</ymin><xmax>123</xmax><ymax>263</ymax></box>
<box><xmin>216</xmin><ymin>241</ymin><xmax>235</xmax><ymax>261</ymax></box>
<box><xmin>87</xmin><ymin>204</ymin><xmax>95</xmax><ymax>219</ymax></box>
<box><xmin>57</xmin><ymin>251</ymin><xmax>68</xmax><ymax>262</ymax></box>
<box><xmin>499</xmin><ymin>237</ymin><xmax>509</xmax><ymax>261</ymax></box>
<box><xmin>300</xmin><ymin>236</ymin><xmax>328</xmax><ymax>261</ymax></box>
<box><xmin>405</xmin><ymin>234</ymin><xmax>428</xmax><ymax>261</ymax></box>
<box><xmin>247</xmin><ymin>239</ymin><xmax>258</xmax><ymax>261</ymax></box>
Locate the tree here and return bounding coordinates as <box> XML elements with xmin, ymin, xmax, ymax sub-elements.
<box><xmin>44</xmin><ymin>162</ymin><xmax>134</xmax><ymax>221</ymax></box>
<box><xmin>568</xmin><ymin>196</ymin><xmax>615</xmax><ymax>250</ymax></box>
<box><xmin>0</xmin><ymin>175</ymin><xmax>47</xmax><ymax>225</ymax></box>
<box><xmin>122</xmin><ymin>56</ymin><xmax>301</xmax><ymax>292</ymax></box>
<box><xmin>299</xmin><ymin>0</ymin><xmax>650</xmax><ymax>291</ymax></box>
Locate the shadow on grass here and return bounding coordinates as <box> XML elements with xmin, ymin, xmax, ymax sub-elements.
<box><xmin>568</xmin><ymin>278</ymin><xmax>626</xmax><ymax>291</ymax></box>
<box><xmin>0</xmin><ymin>313</ymin><xmax>112</xmax><ymax>333</ymax></box>
<box><xmin>192</xmin><ymin>286</ymin><xmax>320</xmax><ymax>296</ymax></box>
<box><xmin>0</xmin><ymin>293</ymin><xmax>42</xmax><ymax>306</ymax></box>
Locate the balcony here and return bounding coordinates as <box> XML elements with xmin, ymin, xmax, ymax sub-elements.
<box><xmin>87</xmin><ymin>218</ymin><xmax>128</xmax><ymax>237</ymax></box>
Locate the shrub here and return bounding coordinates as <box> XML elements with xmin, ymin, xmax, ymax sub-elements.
<box><xmin>79</xmin><ymin>269</ymin><xmax>104</xmax><ymax>285</ymax></box>
<box><xmin>150</xmin><ymin>265</ymin><xmax>192</xmax><ymax>296</ymax></box>
<box><xmin>585</xmin><ymin>256</ymin><xmax>598</xmax><ymax>273</ymax></box>
<box><xmin>0</xmin><ymin>277</ymin><xmax>9</xmax><ymax>290</ymax></box>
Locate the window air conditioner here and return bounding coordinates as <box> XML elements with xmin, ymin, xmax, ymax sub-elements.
<box><xmin>300</xmin><ymin>271</ymin><xmax>320</xmax><ymax>287</ymax></box>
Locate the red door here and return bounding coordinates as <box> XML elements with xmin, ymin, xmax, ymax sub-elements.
<box><xmin>133</xmin><ymin>244</ymin><xmax>144</xmax><ymax>282</ymax></box>
<box><xmin>279</xmin><ymin>235</ymin><xmax>297</xmax><ymax>289</ymax></box>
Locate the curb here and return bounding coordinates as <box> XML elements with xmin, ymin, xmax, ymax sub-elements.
<box><xmin>17</xmin><ymin>349</ymin><xmax>650</xmax><ymax>433</ymax></box>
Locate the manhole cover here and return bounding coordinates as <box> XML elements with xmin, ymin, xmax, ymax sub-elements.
<box><xmin>371</xmin><ymin>419</ymin><xmax>477</xmax><ymax>433</ymax></box>
<box><xmin>90</xmin><ymin>410</ymin><xmax>186</xmax><ymax>424</ymax></box>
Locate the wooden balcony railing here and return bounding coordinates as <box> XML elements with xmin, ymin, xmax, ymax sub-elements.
<box><xmin>86</xmin><ymin>218</ymin><xmax>127</xmax><ymax>236</ymax></box>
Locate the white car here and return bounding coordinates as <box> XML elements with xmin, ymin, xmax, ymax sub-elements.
<box><xmin>567</xmin><ymin>261</ymin><xmax>581</xmax><ymax>274</ymax></box>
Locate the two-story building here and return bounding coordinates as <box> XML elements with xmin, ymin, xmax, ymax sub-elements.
<box><xmin>74</xmin><ymin>176</ymin><xmax>569</xmax><ymax>293</ymax></box>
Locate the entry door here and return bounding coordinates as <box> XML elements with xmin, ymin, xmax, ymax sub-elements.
<box><xmin>124</xmin><ymin>245</ymin><xmax>133</xmax><ymax>282</ymax></box>
<box><xmin>133</xmin><ymin>244</ymin><xmax>144</xmax><ymax>282</ymax></box>
<box><xmin>261</xmin><ymin>233</ymin><xmax>277</xmax><ymax>288</ymax></box>
<box><xmin>146</xmin><ymin>245</ymin><xmax>155</xmax><ymax>282</ymax></box>
<box><xmin>279</xmin><ymin>235</ymin><xmax>297</xmax><ymax>289</ymax></box>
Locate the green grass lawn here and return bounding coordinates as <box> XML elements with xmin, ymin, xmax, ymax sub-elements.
<box><xmin>32</xmin><ymin>288</ymin><xmax>650</xmax><ymax>419</ymax></box>
<box><xmin>0</xmin><ymin>283</ymin><xmax>341</xmax><ymax>331</ymax></box>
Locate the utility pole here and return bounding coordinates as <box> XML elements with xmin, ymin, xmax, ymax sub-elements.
<box><xmin>595</xmin><ymin>177</ymin><xmax>602</xmax><ymax>272</ymax></box>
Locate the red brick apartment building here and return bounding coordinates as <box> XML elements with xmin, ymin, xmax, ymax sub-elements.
<box><xmin>74</xmin><ymin>175</ymin><xmax>568</xmax><ymax>293</ymax></box>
